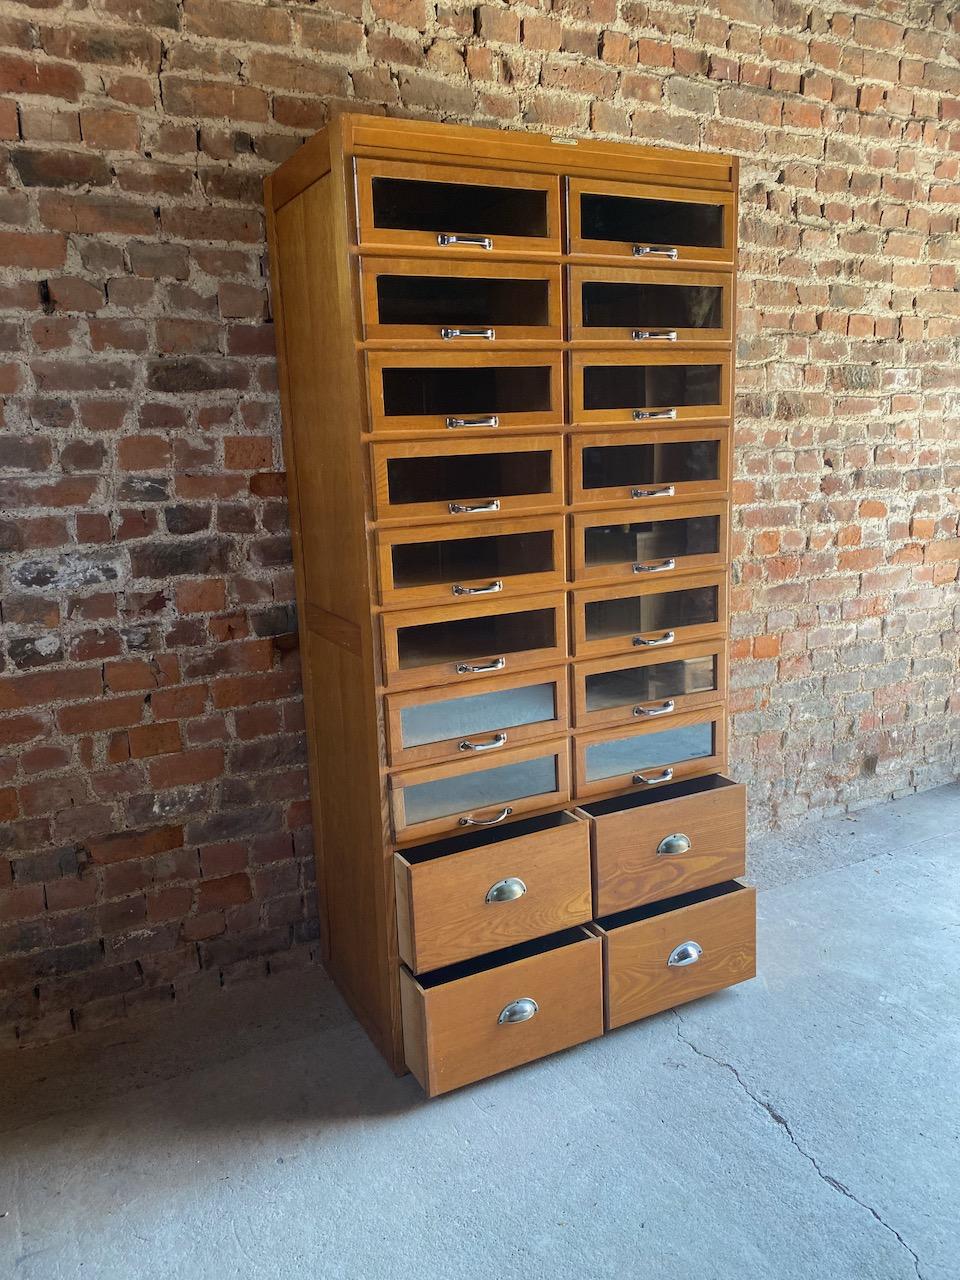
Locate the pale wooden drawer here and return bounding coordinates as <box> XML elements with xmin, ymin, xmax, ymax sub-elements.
<box><xmin>400</xmin><ymin>925</ymin><xmax>603</xmax><ymax>1096</ymax></box>
<box><xmin>573</xmin><ymin>707</ymin><xmax>726</xmax><ymax>803</ymax></box>
<box><xmin>571</xmin><ymin>501</ymin><xmax>729</xmax><ymax>587</ymax></box>
<box><xmin>569</xmin><ymin>264</ymin><xmax>733</xmax><ymax>345</ymax></box>
<box><xmin>571</xmin><ymin>349</ymin><xmax>732</xmax><ymax>427</ymax></box>
<box><xmin>394</xmin><ymin>809</ymin><xmax>592</xmax><ymax>972</ymax></box>
<box><xmin>570</xmin><ymin>427</ymin><xmax>731</xmax><ymax>511</ymax></box>
<box><xmin>572</xmin><ymin>639</ymin><xmax>727</xmax><ymax>732</ymax></box>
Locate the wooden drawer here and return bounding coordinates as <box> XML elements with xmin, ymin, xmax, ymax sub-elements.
<box><xmin>381</xmin><ymin>591</ymin><xmax>568</xmax><ymax>692</ymax></box>
<box><xmin>569</xmin><ymin>265</ymin><xmax>733</xmax><ymax>346</ymax></box>
<box><xmin>571</xmin><ymin>501</ymin><xmax>728</xmax><ymax>587</ymax></box>
<box><xmin>573</xmin><ymin>571</ymin><xmax>727</xmax><ymax>659</ymax></box>
<box><xmin>573</xmin><ymin>639</ymin><xmax>726</xmax><ymax>731</ymax></box>
<box><xmin>375</xmin><ymin>514</ymin><xmax>565</xmax><ymax>609</ymax></box>
<box><xmin>390</xmin><ymin>737</ymin><xmax>571</xmax><ymax>844</ymax></box>
<box><xmin>571</xmin><ymin>350</ymin><xmax>732</xmax><ymax>427</ymax></box>
<box><xmin>355</xmin><ymin>158</ymin><xmax>562</xmax><ymax>257</ymax></box>
<box><xmin>394</xmin><ymin>809</ymin><xmax>591</xmax><ymax>972</ymax></box>
<box><xmin>570</xmin><ymin>427</ymin><xmax>730</xmax><ymax>510</ymax></box>
<box><xmin>581</xmin><ymin>774</ymin><xmax>746</xmax><ymax>914</ymax></box>
<box><xmin>596</xmin><ymin>881</ymin><xmax>755</xmax><ymax>1029</ymax></box>
<box><xmin>360</xmin><ymin>257</ymin><xmax>562</xmax><ymax>344</ymax></box>
<box><xmin>371</xmin><ymin>434</ymin><xmax>564</xmax><ymax>526</ymax></box>
<box><xmin>573</xmin><ymin>706</ymin><xmax>726</xmax><ymax>802</ymax></box>
<box><xmin>367</xmin><ymin>351</ymin><xmax>563</xmax><ymax>435</ymax></box>
<box><xmin>400</xmin><ymin>926</ymin><xmax>603</xmax><ymax>1095</ymax></box>
<box><xmin>568</xmin><ymin>177</ymin><xmax>736</xmax><ymax>267</ymax></box>
<box><xmin>385</xmin><ymin>665</ymin><xmax>569</xmax><ymax>768</ymax></box>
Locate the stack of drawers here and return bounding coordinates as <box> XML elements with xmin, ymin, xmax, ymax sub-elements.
<box><xmin>266</xmin><ymin>115</ymin><xmax>756</xmax><ymax>1097</ymax></box>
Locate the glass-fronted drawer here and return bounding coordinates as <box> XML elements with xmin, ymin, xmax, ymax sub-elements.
<box><xmin>391</xmin><ymin>739</ymin><xmax>571</xmax><ymax>844</ymax></box>
<box><xmin>571</xmin><ymin>502</ymin><xmax>727</xmax><ymax>586</ymax></box>
<box><xmin>386</xmin><ymin>666</ymin><xmax>569</xmax><ymax>768</ymax></box>
<box><xmin>571</xmin><ymin>428</ymin><xmax>729</xmax><ymax>509</ymax></box>
<box><xmin>568</xmin><ymin>177</ymin><xmax>735</xmax><ymax>267</ymax></box>
<box><xmin>356</xmin><ymin>159</ymin><xmax>561</xmax><ymax>257</ymax></box>
<box><xmin>376</xmin><ymin>515</ymin><xmax>565</xmax><ymax>609</ymax></box>
<box><xmin>360</xmin><ymin>258</ymin><xmax>562</xmax><ymax>344</ymax></box>
<box><xmin>569</xmin><ymin>266</ymin><xmax>732</xmax><ymax>345</ymax></box>
<box><xmin>573</xmin><ymin>708</ymin><xmax>726</xmax><ymax>800</ymax></box>
<box><xmin>573</xmin><ymin>572</ymin><xmax>726</xmax><ymax>659</ymax></box>
<box><xmin>367</xmin><ymin>352</ymin><xmax>562</xmax><ymax>434</ymax></box>
<box><xmin>370</xmin><ymin>435</ymin><xmax>564</xmax><ymax>525</ymax></box>
<box><xmin>573</xmin><ymin>640</ymin><xmax>726</xmax><ymax>731</ymax></box>
<box><xmin>571</xmin><ymin>351</ymin><xmax>731</xmax><ymax>426</ymax></box>
<box><xmin>381</xmin><ymin>591</ymin><xmax>568</xmax><ymax>691</ymax></box>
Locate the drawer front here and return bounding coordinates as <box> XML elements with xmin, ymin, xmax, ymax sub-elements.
<box><xmin>571</xmin><ymin>428</ymin><xmax>730</xmax><ymax>510</ymax></box>
<box><xmin>573</xmin><ymin>707</ymin><xmax>726</xmax><ymax>801</ymax></box>
<box><xmin>361</xmin><ymin>257</ymin><xmax>562</xmax><ymax>344</ymax></box>
<box><xmin>573</xmin><ymin>640</ymin><xmax>726</xmax><ymax>731</ymax></box>
<box><xmin>599</xmin><ymin>883</ymin><xmax>756</xmax><ymax>1029</ymax></box>
<box><xmin>569</xmin><ymin>177</ymin><xmax>735</xmax><ymax>267</ymax></box>
<box><xmin>571</xmin><ymin>350</ymin><xmax>731</xmax><ymax>427</ymax></box>
<box><xmin>356</xmin><ymin>158</ymin><xmax>562</xmax><ymax>257</ymax></box>
<box><xmin>573</xmin><ymin>572</ymin><xmax>727</xmax><ymax>659</ymax></box>
<box><xmin>371</xmin><ymin>435</ymin><xmax>564</xmax><ymax>525</ymax></box>
<box><xmin>381</xmin><ymin>591</ymin><xmax>568</xmax><ymax>692</ymax></box>
<box><xmin>386</xmin><ymin>665</ymin><xmax>569</xmax><ymax>768</ymax></box>
<box><xmin>390</xmin><ymin>738</ymin><xmax>571</xmax><ymax>843</ymax></box>
<box><xmin>400</xmin><ymin>927</ymin><xmax>603</xmax><ymax>1095</ymax></box>
<box><xmin>376</xmin><ymin>514</ymin><xmax>565</xmax><ymax>608</ymax></box>
<box><xmin>368</xmin><ymin>351</ymin><xmax>563</xmax><ymax>435</ymax></box>
<box><xmin>572</xmin><ymin>502</ymin><xmax>728</xmax><ymax>586</ymax></box>
<box><xmin>585</xmin><ymin>775</ymin><xmax>746</xmax><ymax>915</ymax></box>
<box><xmin>394</xmin><ymin>811</ymin><xmax>591</xmax><ymax>972</ymax></box>
<box><xmin>569</xmin><ymin>265</ymin><xmax>733</xmax><ymax>345</ymax></box>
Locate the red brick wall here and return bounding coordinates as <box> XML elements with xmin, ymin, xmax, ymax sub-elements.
<box><xmin>1</xmin><ymin>0</ymin><xmax>958</xmax><ymax>1045</ymax></box>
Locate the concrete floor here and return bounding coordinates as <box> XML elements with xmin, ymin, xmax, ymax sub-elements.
<box><xmin>1</xmin><ymin>784</ymin><xmax>958</xmax><ymax>1280</ymax></box>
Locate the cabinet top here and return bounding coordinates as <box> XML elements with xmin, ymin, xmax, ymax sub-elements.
<box><xmin>267</xmin><ymin>111</ymin><xmax>737</xmax><ymax>214</ymax></box>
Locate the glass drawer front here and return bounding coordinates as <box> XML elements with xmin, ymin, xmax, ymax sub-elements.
<box><xmin>569</xmin><ymin>179</ymin><xmax>734</xmax><ymax>265</ymax></box>
<box><xmin>585</xmin><ymin>654</ymin><xmax>717</xmax><ymax>715</ymax></box>
<box><xmin>573</xmin><ymin>430</ymin><xmax>728</xmax><ymax>508</ymax></box>
<box><xmin>399</xmin><ymin>681</ymin><xmax>557</xmax><ymax>750</ymax></box>
<box><xmin>580</xmin><ymin>512</ymin><xmax>720</xmax><ymax>581</ymax></box>
<box><xmin>398</xmin><ymin>609</ymin><xmax>556</xmax><ymax>669</ymax></box>
<box><xmin>584</xmin><ymin>363</ymin><xmax>720</xmax><ymax>412</ymax></box>
<box><xmin>584</xmin><ymin>722</ymin><xmax>714</xmax><ymax>783</ymax></box>
<box><xmin>583</xmin><ymin>584</ymin><xmax>719</xmax><ymax>646</ymax></box>
<box><xmin>401</xmin><ymin>755</ymin><xmax>558</xmax><ymax>827</ymax></box>
<box><xmin>572</xmin><ymin>267</ymin><xmax>731</xmax><ymax>343</ymax></box>
<box><xmin>378</xmin><ymin>274</ymin><xmax>548</xmax><ymax>327</ymax></box>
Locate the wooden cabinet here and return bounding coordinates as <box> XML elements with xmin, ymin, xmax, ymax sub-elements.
<box><xmin>266</xmin><ymin>114</ymin><xmax>752</xmax><ymax>1096</ymax></box>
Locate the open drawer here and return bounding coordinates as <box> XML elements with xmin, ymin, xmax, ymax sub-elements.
<box><xmin>571</xmin><ymin>502</ymin><xmax>728</xmax><ymax>587</ymax></box>
<box><xmin>580</xmin><ymin>774</ymin><xmax>745</xmax><ymax>914</ymax></box>
<box><xmin>390</xmin><ymin>737</ymin><xmax>571</xmax><ymax>844</ymax></box>
<box><xmin>400</xmin><ymin>926</ymin><xmax>603</xmax><ymax>1095</ymax></box>
<box><xmin>569</xmin><ymin>265</ymin><xmax>733</xmax><ymax>346</ymax></box>
<box><xmin>381</xmin><ymin>591</ymin><xmax>568</xmax><ymax>692</ymax></box>
<box><xmin>355</xmin><ymin>158</ymin><xmax>561</xmax><ymax>257</ymax></box>
<box><xmin>573</xmin><ymin>639</ymin><xmax>726</xmax><ymax>732</ymax></box>
<box><xmin>596</xmin><ymin>881</ymin><xmax>755</xmax><ymax>1029</ymax></box>
<box><xmin>573</xmin><ymin>572</ymin><xmax>727</xmax><ymax>659</ymax></box>
<box><xmin>571</xmin><ymin>428</ymin><xmax>730</xmax><ymax>510</ymax></box>
<box><xmin>367</xmin><ymin>351</ymin><xmax>563</xmax><ymax>435</ymax></box>
<box><xmin>571</xmin><ymin>350</ymin><xmax>731</xmax><ymax>427</ymax></box>
<box><xmin>573</xmin><ymin>706</ymin><xmax>726</xmax><ymax>802</ymax></box>
<box><xmin>360</xmin><ymin>257</ymin><xmax>562</xmax><ymax>344</ymax></box>
<box><xmin>375</xmin><ymin>515</ymin><xmax>565</xmax><ymax>609</ymax></box>
<box><xmin>394</xmin><ymin>809</ymin><xmax>591</xmax><ymax>972</ymax></box>
<box><xmin>385</xmin><ymin>665</ymin><xmax>568</xmax><ymax>768</ymax></box>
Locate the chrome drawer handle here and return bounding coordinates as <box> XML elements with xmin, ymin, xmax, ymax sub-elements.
<box><xmin>498</xmin><ymin>997</ymin><xmax>538</xmax><ymax>1024</ymax></box>
<box><xmin>438</xmin><ymin>233</ymin><xmax>493</xmax><ymax>250</ymax></box>
<box><xmin>632</xmin><ymin>329</ymin><xmax>678</xmax><ymax>342</ymax></box>
<box><xmin>668</xmin><ymin>940</ymin><xmax>702</xmax><ymax>967</ymax></box>
<box><xmin>632</xmin><ymin>630</ymin><xmax>675</xmax><ymax>649</ymax></box>
<box><xmin>449</xmin><ymin>499</ymin><xmax>500</xmax><ymax>514</ymax></box>
<box><xmin>631</xmin><ymin>485</ymin><xmax>675</xmax><ymax>500</ymax></box>
<box><xmin>486</xmin><ymin>876</ymin><xmax>526</xmax><ymax>904</ymax></box>
<box><xmin>633</xmin><ymin>699</ymin><xmax>675</xmax><ymax>718</ymax></box>
<box><xmin>441</xmin><ymin>326</ymin><xmax>495</xmax><ymax>341</ymax></box>
<box><xmin>460</xmin><ymin>806</ymin><xmax>513</xmax><ymax>827</ymax></box>
<box><xmin>456</xmin><ymin>657</ymin><xmax>505</xmax><ymax>674</ymax></box>
<box><xmin>453</xmin><ymin>580</ymin><xmax>502</xmax><ymax>597</ymax></box>
<box><xmin>632</xmin><ymin>558</ymin><xmax>676</xmax><ymax>575</ymax></box>
<box><xmin>633</xmin><ymin>767</ymin><xmax>674</xmax><ymax>785</ymax></box>
<box><xmin>459</xmin><ymin>732</ymin><xmax>507</xmax><ymax>753</ymax></box>
<box><xmin>657</xmin><ymin>832</ymin><xmax>691</xmax><ymax>857</ymax></box>
<box><xmin>633</xmin><ymin>408</ymin><xmax>677</xmax><ymax>422</ymax></box>
<box><xmin>632</xmin><ymin>244</ymin><xmax>679</xmax><ymax>259</ymax></box>
<box><xmin>446</xmin><ymin>414</ymin><xmax>499</xmax><ymax>429</ymax></box>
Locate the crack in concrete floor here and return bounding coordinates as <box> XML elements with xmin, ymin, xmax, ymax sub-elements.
<box><xmin>672</xmin><ymin>1010</ymin><xmax>925</xmax><ymax>1280</ymax></box>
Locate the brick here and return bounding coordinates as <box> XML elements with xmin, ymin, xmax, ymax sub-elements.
<box><xmin>148</xmin><ymin>746</ymin><xmax>224</xmax><ymax>789</ymax></box>
<box><xmin>127</xmin><ymin>721</ymin><xmax>182</xmax><ymax>758</ymax></box>
<box><xmin>88</xmin><ymin>824</ymin><xmax>184</xmax><ymax>865</ymax></box>
<box><xmin>58</xmin><ymin>696</ymin><xmax>144</xmax><ymax>735</ymax></box>
<box><xmin>0</xmin><ymin>54</ymin><xmax>83</xmax><ymax>100</ymax></box>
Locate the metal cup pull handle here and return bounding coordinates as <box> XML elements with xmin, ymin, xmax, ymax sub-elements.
<box><xmin>449</xmin><ymin>499</ymin><xmax>500</xmax><ymax>514</ymax></box>
<box><xmin>633</xmin><ymin>699</ymin><xmax>675</xmax><ymax>719</ymax></box>
<box><xmin>438</xmin><ymin>233</ymin><xmax>493</xmax><ymax>249</ymax></box>
<box><xmin>485</xmin><ymin>876</ymin><xmax>527</xmax><ymax>904</ymax></box>
<box><xmin>498</xmin><ymin>997</ymin><xmax>538</xmax><ymax>1024</ymax></box>
<box><xmin>459</xmin><ymin>732</ymin><xmax>507</xmax><ymax>753</ymax></box>
<box><xmin>459</xmin><ymin>806</ymin><xmax>513</xmax><ymax>827</ymax></box>
<box><xmin>632</xmin><ymin>558</ymin><xmax>676</xmax><ymax>575</ymax></box>
<box><xmin>633</xmin><ymin>408</ymin><xmax>678</xmax><ymax>422</ymax></box>
<box><xmin>657</xmin><ymin>832</ymin><xmax>691</xmax><ymax>857</ymax></box>
<box><xmin>446</xmin><ymin>415</ymin><xmax>499</xmax><ymax>429</ymax></box>
<box><xmin>452</xmin><ymin>580</ymin><xmax>503</xmax><ymax>597</ymax></box>
<box><xmin>632</xmin><ymin>244</ymin><xmax>679</xmax><ymax>259</ymax></box>
<box><xmin>633</xmin><ymin>767</ymin><xmax>674</xmax><ymax>786</ymax></box>
<box><xmin>631</xmin><ymin>485</ymin><xmax>675</xmax><ymax>500</ymax></box>
<box><xmin>667</xmin><ymin>940</ymin><xmax>702</xmax><ymax>968</ymax></box>
<box><xmin>632</xmin><ymin>329</ymin><xmax>678</xmax><ymax>342</ymax></box>
<box><xmin>441</xmin><ymin>326</ymin><xmax>496</xmax><ymax>340</ymax></box>
<box><xmin>632</xmin><ymin>630</ymin><xmax>675</xmax><ymax>649</ymax></box>
<box><xmin>455</xmin><ymin>657</ymin><xmax>505</xmax><ymax>674</ymax></box>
